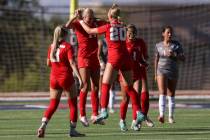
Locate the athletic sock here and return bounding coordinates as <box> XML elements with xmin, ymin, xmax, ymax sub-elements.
<box><xmin>79</xmin><ymin>91</ymin><xmax>87</xmax><ymax>117</ymax></box>
<box><xmin>141</xmin><ymin>91</ymin><xmax>149</xmax><ymax>115</ymax></box>
<box><xmin>68</xmin><ymin>97</ymin><xmax>78</xmax><ymax>123</ymax></box>
<box><xmin>91</xmin><ymin>90</ymin><xmax>99</xmax><ymax>116</ymax></box>
<box><xmin>100</xmin><ymin>83</ymin><xmax>111</xmax><ymax>108</ymax></box>
<box><xmin>120</xmin><ymin>96</ymin><xmax>129</xmax><ymax>120</ymax></box>
<box><xmin>124</xmin><ymin>85</ymin><xmax>140</xmax><ymax>112</ymax></box>
<box><xmin>168</xmin><ymin>96</ymin><xmax>175</xmax><ymax>118</ymax></box>
<box><xmin>44</xmin><ymin>98</ymin><xmax>60</xmax><ymax>120</ymax></box>
<box><xmin>159</xmin><ymin>95</ymin><xmax>166</xmax><ymax>117</ymax></box>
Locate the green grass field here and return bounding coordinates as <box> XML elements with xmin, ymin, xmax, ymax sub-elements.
<box><xmin>0</xmin><ymin>107</ymin><xmax>210</xmax><ymax>140</ymax></box>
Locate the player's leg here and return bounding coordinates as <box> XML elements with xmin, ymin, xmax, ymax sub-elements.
<box><xmin>130</xmin><ymin>79</ymin><xmax>142</xmax><ymax>131</ymax></box>
<box><xmin>167</xmin><ymin>78</ymin><xmax>177</xmax><ymax>124</ymax></box>
<box><xmin>95</xmin><ymin>63</ymin><xmax>118</xmax><ymax>122</ymax></box>
<box><xmin>140</xmin><ymin>68</ymin><xmax>154</xmax><ymax>127</ymax></box>
<box><xmin>120</xmin><ymin>70</ymin><xmax>145</xmax><ymax>125</ymax></box>
<box><xmin>65</xmin><ymin>83</ymin><xmax>85</xmax><ymax>137</ymax></box>
<box><xmin>157</xmin><ymin>75</ymin><xmax>167</xmax><ymax>123</ymax></box>
<box><xmin>78</xmin><ymin>67</ymin><xmax>90</xmax><ymax>127</ymax></box>
<box><xmin>90</xmin><ymin>69</ymin><xmax>105</xmax><ymax>124</ymax></box>
<box><xmin>119</xmin><ymin>80</ymin><xmax>129</xmax><ymax>131</ymax></box>
<box><xmin>37</xmin><ymin>88</ymin><xmax>62</xmax><ymax>138</ymax></box>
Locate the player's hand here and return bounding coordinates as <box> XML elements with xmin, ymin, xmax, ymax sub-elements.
<box><xmin>75</xmin><ymin>8</ymin><xmax>84</xmax><ymax>20</ymax></box>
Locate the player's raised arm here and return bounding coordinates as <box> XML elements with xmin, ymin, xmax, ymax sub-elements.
<box><xmin>66</xmin><ymin>8</ymin><xmax>84</xmax><ymax>28</ymax></box>
<box><xmin>79</xmin><ymin>20</ymin><xmax>99</xmax><ymax>34</ymax></box>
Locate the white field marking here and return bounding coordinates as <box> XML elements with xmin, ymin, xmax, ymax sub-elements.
<box><xmin>2</xmin><ymin>95</ymin><xmax>210</xmax><ymax>101</ymax></box>
<box><xmin>189</xmin><ymin>138</ymin><xmax>210</xmax><ymax>140</ymax></box>
<box><xmin>24</xmin><ymin>105</ymin><xmax>47</xmax><ymax>109</ymax></box>
<box><xmin>0</xmin><ymin>129</ymin><xmax>210</xmax><ymax>135</ymax></box>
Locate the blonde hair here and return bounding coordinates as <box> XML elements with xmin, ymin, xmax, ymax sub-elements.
<box><xmin>108</xmin><ymin>4</ymin><xmax>120</xmax><ymax>19</ymax></box>
<box><xmin>82</xmin><ymin>8</ymin><xmax>94</xmax><ymax>18</ymax></box>
<box><xmin>51</xmin><ymin>25</ymin><xmax>68</xmax><ymax>60</ymax></box>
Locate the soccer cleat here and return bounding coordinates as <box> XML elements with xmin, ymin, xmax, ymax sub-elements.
<box><xmin>145</xmin><ymin>117</ymin><xmax>155</xmax><ymax>127</ymax></box>
<box><xmin>158</xmin><ymin>116</ymin><xmax>164</xmax><ymax>124</ymax></box>
<box><xmin>80</xmin><ymin>116</ymin><xmax>89</xmax><ymax>127</ymax></box>
<box><xmin>119</xmin><ymin>120</ymin><xmax>128</xmax><ymax>132</ymax></box>
<box><xmin>91</xmin><ymin>115</ymin><xmax>105</xmax><ymax>125</ymax></box>
<box><xmin>130</xmin><ymin>120</ymin><xmax>141</xmax><ymax>131</ymax></box>
<box><xmin>69</xmin><ymin>129</ymin><xmax>85</xmax><ymax>137</ymax></box>
<box><xmin>93</xmin><ymin>110</ymin><xmax>109</xmax><ymax>124</ymax></box>
<box><xmin>136</xmin><ymin>112</ymin><xmax>145</xmax><ymax>124</ymax></box>
<box><xmin>168</xmin><ymin>117</ymin><xmax>175</xmax><ymax>124</ymax></box>
<box><xmin>37</xmin><ymin>127</ymin><xmax>45</xmax><ymax>138</ymax></box>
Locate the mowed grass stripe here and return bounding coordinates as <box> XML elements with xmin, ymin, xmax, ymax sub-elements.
<box><xmin>0</xmin><ymin>108</ymin><xmax>210</xmax><ymax>140</ymax></box>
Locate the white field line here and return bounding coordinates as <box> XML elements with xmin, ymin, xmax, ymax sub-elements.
<box><xmin>0</xmin><ymin>130</ymin><xmax>210</xmax><ymax>138</ymax></box>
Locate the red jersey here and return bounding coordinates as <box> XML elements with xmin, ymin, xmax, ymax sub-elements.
<box><xmin>68</xmin><ymin>20</ymin><xmax>105</xmax><ymax>58</ymax></box>
<box><xmin>126</xmin><ymin>38</ymin><xmax>147</xmax><ymax>63</ymax></box>
<box><xmin>97</xmin><ymin>20</ymin><xmax>128</xmax><ymax>61</ymax></box>
<box><xmin>126</xmin><ymin>38</ymin><xmax>148</xmax><ymax>80</ymax></box>
<box><xmin>47</xmin><ymin>40</ymin><xmax>74</xmax><ymax>77</ymax></box>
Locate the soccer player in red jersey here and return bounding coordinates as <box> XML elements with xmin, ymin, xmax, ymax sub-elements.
<box><xmin>77</xmin><ymin>4</ymin><xmax>145</xmax><ymax>129</ymax></box>
<box><xmin>118</xmin><ymin>24</ymin><xmax>154</xmax><ymax>131</ymax></box>
<box><xmin>65</xmin><ymin>8</ymin><xmax>106</xmax><ymax>126</ymax></box>
<box><xmin>37</xmin><ymin>26</ymin><xmax>84</xmax><ymax>138</ymax></box>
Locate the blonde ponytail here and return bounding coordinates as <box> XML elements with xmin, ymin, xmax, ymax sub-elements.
<box><xmin>109</xmin><ymin>3</ymin><xmax>120</xmax><ymax>20</ymax></box>
<box><xmin>50</xmin><ymin>26</ymin><xmax>68</xmax><ymax>61</ymax></box>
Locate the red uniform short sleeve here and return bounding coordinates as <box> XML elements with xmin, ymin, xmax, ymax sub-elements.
<box><xmin>97</xmin><ymin>24</ymin><xmax>109</xmax><ymax>34</ymax></box>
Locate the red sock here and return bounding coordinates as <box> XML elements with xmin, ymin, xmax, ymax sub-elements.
<box><xmin>100</xmin><ymin>83</ymin><xmax>111</xmax><ymax>108</ymax></box>
<box><xmin>141</xmin><ymin>91</ymin><xmax>149</xmax><ymax>115</ymax></box>
<box><xmin>68</xmin><ymin>97</ymin><xmax>78</xmax><ymax>123</ymax></box>
<box><xmin>120</xmin><ymin>95</ymin><xmax>130</xmax><ymax>120</ymax></box>
<box><xmin>124</xmin><ymin>86</ymin><xmax>140</xmax><ymax>113</ymax></box>
<box><xmin>79</xmin><ymin>91</ymin><xmax>87</xmax><ymax>117</ymax></box>
<box><xmin>132</xmin><ymin>105</ymin><xmax>137</xmax><ymax>120</ymax></box>
<box><xmin>44</xmin><ymin>99</ymin><xmax>60</xmax><ymax>120</ymax></box>
<box><xmin>91</xmin><ymin>90</ymin><xmax>99</xmax><ymax>116</ymax></box>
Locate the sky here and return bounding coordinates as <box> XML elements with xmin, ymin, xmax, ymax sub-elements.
<box><xmin>39</xmin><ymin>0</ymin><xmax>210</xmax><ymax>7</ymax></box>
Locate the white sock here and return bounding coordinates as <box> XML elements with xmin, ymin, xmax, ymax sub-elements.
<box><xmin>101</xmin><ymin>108</ymin><xmax>107</xmax><ymax>112</ymax></box>
<box><xmin>120</xmin><ymin>119</ymin><xmax>125</xmax><ymax>123</ymax></box>
<box><xmin>109</xmin><ymin>90</ymin><xmax>115</xmax><ymax>109</ymax></box>
<box><xmin>159</xmin><ymin>95</ymin><xmax>166</xmax><ymax>117</ymax></box>
<box><xmin>168</xmin><ymin>96</ymin><xmax>175</xmax><ymax>118</ymax></box>
<box><xmin>40</xmin><ymin>117</ymin><xmax>48</xmax><ymax>128</ymax></box>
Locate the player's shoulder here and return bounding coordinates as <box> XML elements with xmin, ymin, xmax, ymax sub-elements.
<box><xmin>155</xmin><ymin>41</ymin><xmax>163</xmax><ymax>48</ymax></box>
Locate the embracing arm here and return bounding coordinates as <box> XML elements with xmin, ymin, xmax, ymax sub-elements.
<box><xmin>65</xmin><ymin>15</ymin><xmax>78</xmax><ymax>28</ymax></box>
<box><xmin>79</xmin><ymin>20</ymin><xmax>99</xmax><ymax>34</ymax></box>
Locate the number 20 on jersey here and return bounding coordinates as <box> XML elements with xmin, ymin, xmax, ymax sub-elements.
<box><xmin>110</xmin><ymin>27</ymin><xmax>126</xmax><ymax>41</ymax></box>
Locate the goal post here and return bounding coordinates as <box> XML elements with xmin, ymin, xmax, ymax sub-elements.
<box><xmin>70</xmin><ymin>0</ymin><xmax>78</xmax><ymax>19</ymax></box>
